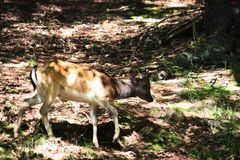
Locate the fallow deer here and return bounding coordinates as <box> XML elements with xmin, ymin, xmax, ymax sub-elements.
<box><xmin>14</xmin><ymin>59</ymin><xmax>153</xmax><ymax>147</ymax></box>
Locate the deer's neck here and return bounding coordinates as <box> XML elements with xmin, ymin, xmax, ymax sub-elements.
<box><xmin>114</xmin><ymin>79</ymin><xmax>135</xmax><ymax>99</ymax></box>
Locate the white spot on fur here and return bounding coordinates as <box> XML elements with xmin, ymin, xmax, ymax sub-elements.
<box><xmin>88</xmin><ymin>78</ymin><xmax>104</xmax><ymax>98</ymax></box>
<box><xmin>67</xmin><ymin>70</ymin><xmax>77</xmax><ymax>85</ymax></box>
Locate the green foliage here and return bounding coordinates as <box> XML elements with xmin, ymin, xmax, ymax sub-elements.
<box><xmin>0</xmin><ymin>146</ymin><xmax>5</xmax><ymax>154</ymax></box>
<box><xmin>211</xmin><ymin>105</ymin><xmax>236</xmax><ymax>119</ymax></box>
<box><xmin>180</xmin><ymin>85</ymin><xmax>230</xmax><ymax>101</ymax></box>
<box><xmin>15</xmin><ymin>134</ymin><xmax>47</xmax><ymax>159</ymax></box>
<box><xmin>82</xmin><ymin>144</ymin><xmax>97</xmax><ymax>159</ymax></box>
<box><xmin>27</xmin><ymin>58</ymin><xmax>37</xmax><ymax>67</ymax></box>
<box><xmin>22</xmin><ymin>133</ymin><xmax>47</xmax><ymax>148</ymax></box>
<box><xmin>155</xmin><ymin>57</ymin><xmax>186</xmax><ymax>78</ymax></box>
<box><xmin>179</xmin><ymin>79</ymin><xmax>193</xmax><ymax>88</ymax></box>
<box><xmin>188</xmin><ymin>131</ymin><xmax>240</xmax><ymax>160</ymax></box>
<box><xmin>113</xmin><ymin>101</ymin><xmax>128</xmax><ymax>107</ymax></box>
<box><xmin>120</xmin><ymin>115</ymin><xmax>136</xmax><ymax>129</ymax></box>
<box><xmin>0</xmin><ymin>121</ymin><xmax>12</xmax><ymax>140</ymax></box>
<box><xmin>67</xmin><ymin>154</ymin><xmax>78</xmax><ymax>160</ymax></box>
<box><xmin>181</xmin><ymin>87</ymin><xmax>240</xmax><ymax>159</ymax></box>
<box><xmin>176</xmin><ymin>36</ymin><xmax>230</xmax><ymax>67</ymax></box>
<box><xmin>20</xmin><ymin>150</ymin><xmax>44</xmax><ymax>160</ymax></box>
<box><xmin>209</xmin><ymin>106</ymin><xmax>240</xmax><ymax>133</ymax></box>
<box><xmin>188</xmin><ymin>39</ymin><xmax>201</xmax><ymax>50</ymax></box>
<box><xmin>146</xmin><ymin>144</ymin><xmax>164</xmax><ymax>151</ymax></box>
<box><xmin>142</xmin><ymin>126</ymin><xmax>182</xmax><ymax>151</ymax></box>
<box><xmin>0</xmin><ymin>145</ymin><xmax>14</xmax><ymax>160</ymax></box>
<box><xmin>163</xmin><ymin>108</ymin><xmax>186</xmax><ymax>126</ymax></box>
<box><xmin>3</xmin><ymin>86</ymin><xmax>18</xmax><ymax>94</ymax></box>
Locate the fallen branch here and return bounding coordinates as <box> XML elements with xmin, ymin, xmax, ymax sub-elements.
<box><xmin>163</xmin><ymin>15</ymin><xmax>203</xmax><ymax>42</ymax></box>
<box><xmin>128</xmin><ymin>8</ymin><xmax>204</xmax><ymax>50</ymax></box>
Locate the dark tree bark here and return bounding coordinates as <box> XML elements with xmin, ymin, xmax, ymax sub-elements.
<box><xmin>204</xmin><ymin>0</ymin><xmax>234</xmax><ymax>36</ymax></box>
<box><xmin>203</xmin><ymin>0</ymin><xmax>240</xmax><ymax>53</ymax></box>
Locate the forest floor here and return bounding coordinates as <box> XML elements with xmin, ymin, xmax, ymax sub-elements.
<box><xmin>1</xmin><ymin>0</ymin><xmax>240</xmax><ymax>159</ymax></box>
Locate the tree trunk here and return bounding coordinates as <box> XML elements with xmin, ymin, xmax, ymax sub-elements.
<box><xmin>204</xmin><ymin>0</ymin><xmax>234</xmax><ymax>36</ymax></box>
<box><xmin>204</xmin><ymin>0</ymin><xmax>239</xmax><ymax>53</ymax></box>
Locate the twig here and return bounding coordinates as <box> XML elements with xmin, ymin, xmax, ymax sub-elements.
<box><xmin>78</xmin><ymin>111</ymin><xmax>91</xmax><ymax>123</ymax></box>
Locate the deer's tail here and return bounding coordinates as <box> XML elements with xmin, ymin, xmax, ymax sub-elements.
<box><xmin>30</xmin><ymin>65</ymin><xmax>38</xmax><ymax>90</ymax></box>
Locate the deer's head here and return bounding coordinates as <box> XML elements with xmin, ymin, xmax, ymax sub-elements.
<box><xmin>131</xmin><ymin>75</ymin><xmax>154</xmax><ymax>102</ymax></box>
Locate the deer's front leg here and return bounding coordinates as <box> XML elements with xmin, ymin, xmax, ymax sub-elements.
<box><xmin>90</xmin><ymin>106</ymin><xmax>99</xmax><ymax>148</ymax></box>
<box><xmin>14</xmin><ymin>93</ymin><xmax>42</xmax><ymax>138</ymax></box>
<box><xmin>107</xmin><ymin>104</ymin><xmax>120</xmax><ymax>142</ymax></box>
<box><xmin>94</xmin><ymin>100</ymin><xmax>120</xmax><ymax>144</ymax></box>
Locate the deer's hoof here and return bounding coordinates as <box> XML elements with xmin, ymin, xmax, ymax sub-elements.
<box><xmin>94</xmin><ymin>142</ymin><xmax>99</xmax><ymax>148</ymax></box>
<box><xmin>48</xmin><ymin>134</ymin><xmax>54</xmax><ymax>138</ymax></box>
<box><xmin>112</xmin><ymin>137</ymin><xmax>118</xmax><ymax>143</ymax></box>
<box><xmin>112</xmin><ymin>133</ymin><xmax>119</xmax><ymax>143</ymax></box>
<box><xmin>47</xmin><ymin>131</ymin><xmax>54</xmax><ymax>137</ymax></box>
<box><xmin>13</xmin><ymin>132</ymin><xmax>19</xmax><ymax>138</ymax></box>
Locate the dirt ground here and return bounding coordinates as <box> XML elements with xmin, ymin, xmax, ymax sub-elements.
<box><xmin>1</xmin><ymin>0</ymin><xmax>240</xmax><ymax>160</ymax></box>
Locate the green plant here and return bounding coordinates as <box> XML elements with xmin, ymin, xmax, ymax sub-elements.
<box><xmin>188</xmin><ymin>39</ymin><xmax>201</xmax><ymax>50</ymax></box>
<box><xmin>27</xmin><ymin>58</ymin><xmax>37</xmax><ymax>67</ymax></box>
<box><xmin>82</xmin><ymin>144</ymin><xmax>97</xmax><ymax>159</ymax></box>
<box><xmin>0</xmin><ymin>145</ymin><xmax>14</xmax><ymax>160</ymax></box>
<box><xmin>180</xmin><ymin>85</ymin><xmax>230</xmax><ymax>101</ymax></box>
<box><xmin>0</xmin><ymin>146</ymin><xmax>5</xmax><ymax>155</ymax></box>
<box><xmin>179</xmin><ymin>79</ymin><xmax>193</xmax><ymax>88</ymax></box>
<box><xmin>113</xmin><ymin>101</ymin><xmax>128</xmax><ymax>107</ymax></box>
<box><xmin>120</xmin><ymin>115</ymin><xmax>136</xmax><ymax>129</ymax></box>
<box><xmin>162</xmin><ymin>58</ymin><xmax>185</xmax><ymax>76</ymax></box>
<box><xmin>22</xmin><ymin>133</ymin><xmax>47</xmax><ymax>148</ymax></box>
<box><xmin>67</xmin><ymin>154</ymin><xmax>78</xmax><ymax>160</ymax></box>
<box><xmin>3</xmin><ymin>86</ymin><xmax>18</xmax><ymax>93</ymax></box>
<box><xmin>20</xmin><ymin>150</ymin><xmax>44</xmax><ymax>160</ymax></box>
<box><xmin>188</xmin><ymin>129</ymin><xmax>240</xmax><ymax>159</ymax></box>
<box><xmin>143</xmin><ymin>126</ymin><xmax>182</xmax><ymax>152</ymax></box>
<box><xmin>187</xmin><ymin>103</ymin><xmax>240</xmax><ymax>159</ymax></box>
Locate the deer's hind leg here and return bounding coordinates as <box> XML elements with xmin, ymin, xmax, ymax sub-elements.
<box><xmin>89</xmin><ymin>105</ymin><xmax>99</xmax><ymax>148</ymax></box>
<box><xmin>14</xmin><ymin>93</ymin><xmax>43</xmax><ymax>138</ymax></box>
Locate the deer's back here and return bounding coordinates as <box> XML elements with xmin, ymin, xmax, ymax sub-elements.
<box><xmin>36</xmin><ymin>60</ymin><xmax>117</xmax><ymax>103</ymax></box>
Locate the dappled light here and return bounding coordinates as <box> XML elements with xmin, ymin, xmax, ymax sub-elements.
<box><xmin>1</xmin><ymin>0</ymin><xmax>240</xmax><ymax>159</ymax></box>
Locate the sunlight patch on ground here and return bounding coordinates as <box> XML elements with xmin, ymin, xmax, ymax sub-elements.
<box><xmin>1</xmin><ymin>61</ymin><xmax>28</xmax><ymax>68</ymax></box>
<box><xmin>113</xmin><ymin>150</ymin><xmax>137</xmax><ymax>160</ymax></box>
<box><xmin>168</xmin><ymin>1</ymin><xmax>188</xmax><ymax>7</ymax></box>
<box><xmin>198</xmin><ymin>69</ymin><xmax>237</xmax><ymax>88</ymax></box>
<box><xmin>59</xmin><ymin>27</ymin><xmax>75</xmax><ymax>38</ymax></box>
<box><xmin>34</xmin><ymin>137</ymin><xmax>82</xmax><ymax>160</ymax></box>
<box><xmin>124</xmin><ymin>18</ymin><xmax>163</xmax><ymax>24</ymax></box>
<box><xmin>38</xmin><ymin>4</ymin><xmax>62</xmax><ymax>13</ymax></box>
<box><xmin>161</xmin><ymin>78</ymin><xmax>187</xmax><ymax>85</ymax></box>
<box><xmin>168</xmin><ymin>101</ymin><xmax>195</xmax><ymax>110</ymax></box>
<box><xmin>144</xmin><ymin>0</ymin><xmax>199</xmax><ymax>7</ymax></box>
<box><xmin>169</xmin><ymin>100</ymin><xmax>214</xmax><ymax>119</ymax></box>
